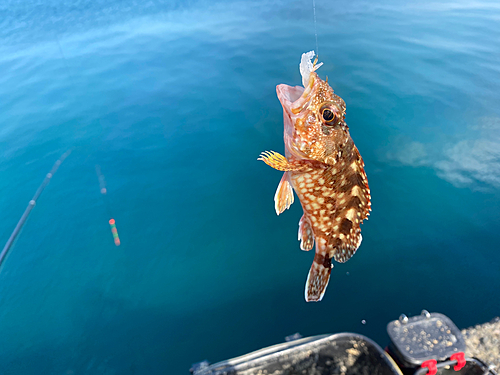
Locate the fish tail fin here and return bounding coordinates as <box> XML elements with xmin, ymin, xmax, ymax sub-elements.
<box><xmin>305</xmin><ymin>253</ymin><xmax>332</xmax><ymax>302</ymax></box>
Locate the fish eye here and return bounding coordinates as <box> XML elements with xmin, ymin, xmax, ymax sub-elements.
<box><xmin>319</xmin><ymin>103</ymin><xmax>342</xmax><ymax>127</ymax></box>
<box><xmin>322</xmin><ymin>109</ymin><xmax>335</xmax><ymax>122</ymax></box>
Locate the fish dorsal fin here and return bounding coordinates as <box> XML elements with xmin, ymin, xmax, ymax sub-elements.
<box><xmin>332</xmin><ymin>233</ymin><xmax>362</xmax><ymax>263</ymax></box>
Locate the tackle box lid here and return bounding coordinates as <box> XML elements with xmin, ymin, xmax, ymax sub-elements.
<box><xmin>387</xmin><ymin>311</ymin><xmax>466</xmax><ymax>366</ymax></box>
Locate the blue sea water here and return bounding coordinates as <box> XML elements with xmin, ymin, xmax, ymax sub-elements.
<box><xmin>0</xmin><ymin>0</ymin><xmax>499</xmax><ymax>373</ymax></box>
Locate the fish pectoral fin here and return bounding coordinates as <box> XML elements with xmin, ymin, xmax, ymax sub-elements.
<box><xmin>305</xmin><ymin>252</ymin><xmax>333</xmax><ymax>302</ymax></box>
<box><xmin>298</xmin><ymin>214</ymin><xmax>314</xmax><ymax>251</ymax></box>
<box><xmin>258</xmin><ymin>151</ymin><xmax>309</xmax><ymax>172</ymax></box>
<box><xmin>274</xmin><ymin>172</ymin><xmax>294</xmax><ymax>215</ymax></box>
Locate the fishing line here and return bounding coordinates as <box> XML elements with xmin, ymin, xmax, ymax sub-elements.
<box><xmin>53</xmin><ymin>26</ymin><xmax>122</xmax><ymax>247</ymax></box>
<box><xmin>312</xmin><ymin>0</ymin><xmax>319</xmax><ymax>56</ymax></box>
<box><xmin>0</xmin><ymin>150</ymin><xmax>72</xmax><ymax>269</ymax></box>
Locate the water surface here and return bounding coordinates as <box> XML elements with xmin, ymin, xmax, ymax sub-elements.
<box><xmin>0</xmin><ymin>0</ymin><xmax>499</xmax><ymax>374</ymax></box>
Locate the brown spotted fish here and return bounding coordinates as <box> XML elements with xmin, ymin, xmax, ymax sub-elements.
<box><xmin>259</xmin><ymin>51</ymin><xmax>371</xmax><ymax>302</ymax></box>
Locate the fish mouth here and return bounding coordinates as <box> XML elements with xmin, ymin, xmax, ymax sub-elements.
<box><xmin>276</xmin><ymin>74</ymin><xmax>322</xmax><ymax>158</ymax></box>
<box><xmin>276</xmin><ymin>84</ymin><xmax>305</xmax><ymax>114</ymax></box>
<box><xmin>276</xmin><ymin>50</ymin><xmax>323</xmax><ymax>120</ymax></box>
<box><xmin>276</xmin><ymin>72</ymin><xmax>320</xmax><ymax>118</ymax></box>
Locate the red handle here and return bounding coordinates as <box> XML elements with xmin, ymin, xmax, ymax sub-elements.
<box><xmin>450</xmin><ymin>352</ymin><xmax>466</xmax><ymax>371</ymax></box>
<box><xmin>421</xmin><ymin>359</ymin><xmax>437</xmax><ymax>375</ymax></box>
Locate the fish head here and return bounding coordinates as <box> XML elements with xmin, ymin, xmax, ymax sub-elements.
<box><xmin>277</xmin><ymin>52</ymin><xmax>347</xmax><ymax>164</ymax></box>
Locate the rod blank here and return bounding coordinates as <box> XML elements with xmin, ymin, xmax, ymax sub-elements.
<box><xmin>0</xmin><ymin>150</ymin><xmax>71</xmax><ymax>269</ymax></box>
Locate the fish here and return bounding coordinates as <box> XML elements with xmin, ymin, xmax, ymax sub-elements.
<box><xmin>259</xmin><ymin>51</ymin><xmax>371</xmax><ymax>302</ymax></box>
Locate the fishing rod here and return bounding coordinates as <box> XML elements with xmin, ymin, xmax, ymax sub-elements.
<box><xmin>0</xmin><ymin>150</ymin><xmax>71</xmax><ymax>269</ymax></box>
<box><xmin>95</xmin><ymin>165</ymin><xmax>121</xmax><ymax>246</ymax></box>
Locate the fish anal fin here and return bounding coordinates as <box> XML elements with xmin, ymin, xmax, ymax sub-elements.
<box><xmin>298</xmin><ymin>214</ymin><xmax>314</xmax><ymax>251</ymax></box>
<box><xmin>274</xmin><ymin>172</ymin><xmax>294</xmax><ymax>215</ymax></box>
<box><xmin>305</xmin><ymin>250</ymin><xmax>333</xmax><ymax>302</ymax></box>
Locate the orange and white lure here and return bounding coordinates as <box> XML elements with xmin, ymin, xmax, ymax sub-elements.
<box><xmin>259</xmin><ymin>51</ymin><xmax>371</xmax><ymax>302</ymax></box>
